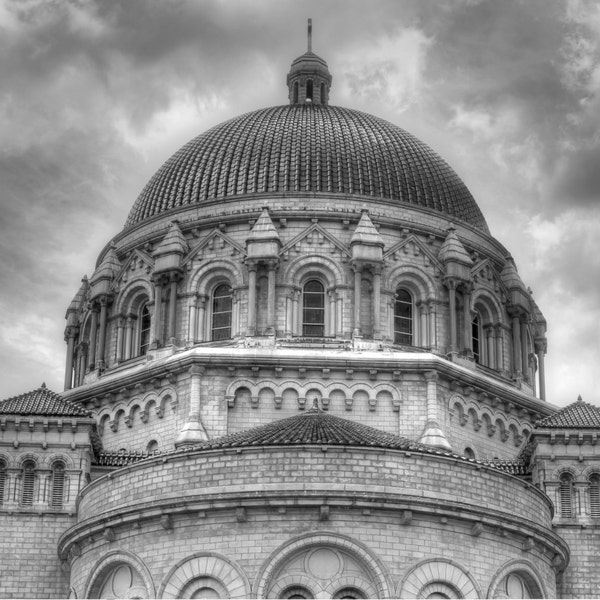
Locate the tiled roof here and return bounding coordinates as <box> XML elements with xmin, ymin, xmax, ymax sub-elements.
<box><xmin>0</xmin><ymin>385</ymin><xmax>90</xmax><ymax>417</ymax></box>
<box><xmin>126</xmin><ymin>105</ymin><xmax>489</xmax><ymax>233</ymax></box>
<box><xmin>95</xmin><ymin>450</ymin><xmax>159</xmax><ymax>467</ymax></box>
<box><xmin>535</xmin><ymin>397</ymin><xmax>600</xmax><ymax>429</ymax></box>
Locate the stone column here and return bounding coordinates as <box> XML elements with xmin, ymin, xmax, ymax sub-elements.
<box><xmin>152</xmin><ymin>278</ymin><xmax>164</xmax><ymax>347</ymax></box>
<box><xmin>196</xmin><ymin>295</ymin><xmax>207</xmax><ymax>342</ymax></box>
<box><xmin>486</xmin><ymin>326</ymin><xmax>495</xmax><ymax>369</ymax></box>
<box><xmin>328</xmin><ymin>290</ymin><xmax>336</xmax><ymax>336</ymax></box>
<box><xmin>175</xmin><ymin>365</ymin><xmax>208</xmax><ymax>447</ymax></box>
<box><xmin>124</xmin><ymin>317</ymin><xmax>134</xmax><ymax>360</ymax></box>
<box><xmin>511</xmin><ymin>314</ymin><xmax>522</xmax><ymax>376</ymax></box>
<box><xmin>88</xmin><ymin>303</ymin><xmax>99</xmax><ymax>369</ymax></box>
<box><xmin>520</xmin><ymin>316</ymin><xmax>529</xmax><ymax>380</ymax></box>
<box><xmin>96</xmin><ymin>295</ymin><xmax>108</xmax><ymax>369</ymax></box>
<box><xmin>353</xmin><ymin>264</ymin><xmax>362</xmax><ymax>337</ymax></box>
<box><xmin>266</xmin><ymin>261</ymin><xmax>277</xmax><ymax>335</ymax></box>
<box><xmin>292</xmin><ymin>289</ymin><xmax>300</xmax><ymax>336</ymax></box>
<box><xmin>495</xmin><ymin>325</ymin><xmax>504</xmax><ymax>371</ymax></box>
<box><xmin>535</xmin><ymin>337</ymin><xmax>547</xmax><ymax>401</ymax></box>
<box><xmin>462</xmin><ymin>284</ymin><xmax>472</xmax><ymax>355</ymax></box>
<box><xmin>168</xmin><ymin>275</ymin><xmax>179</xmax><ymax>344</ymax></box>
<box><xmin>372</xmin><ymin>268</ymin><xmax>381</xmax><ymax>340</ymax></box>
<box><xmin>446</xmin><ymin>280</ymin><xmax>458</xmax><ymax>353</ymax></box>
<box><xmin>188</xmin><ymin>296</ymin><xmax>198</xmax><ymax>346</ymax></box>
<box><xmin>285</xmin><ymin>291</ymin><xmax>293</xmax><ymax>336</ymax></box>
<box><xmin>428</xmin><ymin>301</ymin><xmax>436</xmax><ymax>348</ymax></box>
<box><xmin>336</xmin><ymin>292</ymin><xmax>343</xmax><ymax>338</ymax></box>
<box><xmin>246</xmin><ymin>262</ymin><xmax>257</xmax><ymax>336</ymax></box>
<box><xmin>115</xmin><ymin>318</ymin><xmax>124</xmax><ymax>363</ymax></box>
<box><xmin>63</xmin><ymin>327</ymin><xmax>78</xmax><ymax>390</ymax></box>
<box><xmin>419</xmin><ymin>303</ymin><xmax>428</xmax><ymax>348</ymax></box>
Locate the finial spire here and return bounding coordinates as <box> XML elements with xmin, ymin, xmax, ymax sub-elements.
<box><xmin>307</xmin><ymin>18</ymin><xmax>312</xmax><ymax>52</ymax></box>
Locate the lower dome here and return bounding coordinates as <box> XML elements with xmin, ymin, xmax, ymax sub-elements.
<box><xmin>126</xmin><ymin>104</ymin><xmax>489</xmax><ymax>232</ymax></box>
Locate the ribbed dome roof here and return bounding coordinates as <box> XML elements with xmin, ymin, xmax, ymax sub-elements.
<box><xmin>125</xmin><ymin>104</ymin><xmax>489</xmax><ymax>232</ymax></box>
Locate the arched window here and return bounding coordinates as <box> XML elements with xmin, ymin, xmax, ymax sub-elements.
<box><xmin>51</xmin><ymin>462</ymin><xmax>65</xmax><ymax>508</ymax></box>
<box><xmin>211</xmin><ymin>284</ymin><xmax>232</xmax><ymax>340</ymax></box>
<box><xmin>333</xmin><ymin>588</ymin><xmax>367</xmax><ymax>599</ymax></box>
<box><xmin>138</xmin><ymin>303</ymin><xmax>151</xmax><ymax>356</ymax></box>
<box><xmin>146</xmin><ymin>440</ymin><xmax>159</xmax><ymax>454</ymax></box>
<box><xmin>463</xmin><ymin>447</ymin><xmax>476</xmax><ymax>460</ymax></box>
<box><xmin>0</xmin><ymin>459</ymin><xmax>6</xmax><ymax>505</ymax></box>
<box><xmin>560</xmin><ymin>473</ymin><xmax>574</xmax><ymax>518</ymax></box>
<box><xmin>293</xmin><ymin>81</ymin><xmax>299</xmax><ymax>104</ymax></box>
<box><xmin>281</xmin><ymin>586</ymin><xmax>314</xmax><ymax>599</ymax></box>
<box><xmin>394</xmin><ymin>288</ymin><xmax>413</xmax><ymax>345</ymax></box>
<box><xmin>21</xmin><ymin>460</ymin><xmax>35</xmax><ymax>506</ymax></box>
<box><xmin>504</xmin><ymin>573</ymin><xmax>534</xmax><ymax>599</ymax></box>
<box><xmin>589</xmin><ymin>474</ymin><xmax>600</xmax><ymax>517</ymax></box>
<box><xmin>472</xmin><ymin>313</ymin><xmax>481</xmax><ymax>363</ymax></box>
<box><xmin>303</xmin><ymin>280</ymin><xmax>325</xmax><ymax>337</ymax></box>
<box><xmin>306</xmin><ymin>79</ymin><xmax>313</xmax><ymax>102</ymax></box>
<box><xmin>320</xmin><ymin>82</ymin><xmax>326</xmax><ymax>104</ymax></box>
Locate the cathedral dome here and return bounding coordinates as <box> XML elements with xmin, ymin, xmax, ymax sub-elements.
<box><xmin>125</xmin><ymin>103</ymin><xmax>489</xmax><ymax>233</ymax></box>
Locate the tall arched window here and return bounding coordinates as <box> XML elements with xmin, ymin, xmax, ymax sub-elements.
<box><xmin>0</xmin><ymin>459</ymin><xmax>6</xmax><ymax>505</ymax></box>
<box><xmin>560</xmin><ymin>473</ymin><xmax>574</xmax><ymax>518</ymax></box>
<box><xmin>302</xmin><ymin>280</ymin><xmax>325</xmax><ymax>337</ymax></box>
<box><xmin>51</xmin><ymin>462</ymin><xmax>65</xmax><ymax>508</ymax></box>
<box><xmin>293</xmin><ymin>81</ymin><xmax>299</xmax><ymax>104</ymax></box>
<box><xmin>589</xmin><ymin>474</ymin><xmax>600</xmax><ymax>517</ymax></box>
<box><xmin>211</xmin><ymin>284</ymin><xmax>232</xmax><ymax>340</ymax></box>
<box><xmin>472</xmin><ymin>313</ymin><xmax>481</xmax><ymax>363</ymax></box>
<box><xmin>138</xmin><ymin>303</ymin><xmax>151</xmax><ymax>356</ymax></box>
<box><xmin>394</xmin><ymin>288</ymin><xmax>413</xmax><ymax>345</ymax></box>
<box><xmin>306</xmin><ymin>79</ymin><xmax>314</xmax><ymax>102</ymax></box>
<box><xmin>21</xmin><ymin>460</ymin><xmax>35</xmax><ymax>506</ymax></box>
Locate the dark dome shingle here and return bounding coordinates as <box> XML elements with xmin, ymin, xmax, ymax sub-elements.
<box><xmin>126</xmin><ymin>105</ymin><xmax>489</xmax><ymax>232</ymax></box>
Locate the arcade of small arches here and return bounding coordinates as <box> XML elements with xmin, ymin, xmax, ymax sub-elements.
<box><xmin>0</xmin><ymin>453</ymin><xmax>71</xmax><ymax>509</ymax></box>
<box><xmin>64</xmin><ymin>247</ymin><xmax>544</xmax><ymax>396</ymax></box>
<box><xmin>75</xmin><ymin>536</ymin><xmax>547</xmax><ymax>599</ymax></box>
<box><xmin>552</xmin><ymin>467</ymin><xmax>600</xmax><ymax>520</ymax></box>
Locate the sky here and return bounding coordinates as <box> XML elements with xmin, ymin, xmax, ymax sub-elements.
<box><xmin>0</xmin><ymin>0</ymin><xmax>598</xmax><ymax>408</ymax></box>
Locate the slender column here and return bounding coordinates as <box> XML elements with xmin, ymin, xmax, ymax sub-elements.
<box><xmin>88</xmin><ymin>303</ymin><xmax>99</xmax><ymax>369</ymax></box>
<box><xmin>96</xmin><ymin>296</ymin><xmax>108</xmax><ymax>369</ymax></box>
<box><xmin>372</xmin><ymin>269</ymin><xmax>381</xmax><ymax>339</ymax></box>
<box><xmin>462</xmin><ymin>285</ymin><xmax>472</xmax><ymax>354</ymax></box>
<box><xmin>232</xmin><ymin>290</ymin><xmax>239</xmax><ymax>337</ymax></box>
<box><xmin>511</xmin><ymin>314</ymin><xmax>522</xmax><ymax>375</ymax></box>
<box><xmin>292</xmin><ymin>289</ymin><xmax>300</xmax><ymax>336</ymax></box>
<box><xmin>168</xmin><ymin>275</ymin><xmax>179</xmax><ymax>343</ymax></box>
<box><xmin>520</xmin><ymin>317</ymin><xmax>529</xmax><ymax>380</ymax></box>
<box><xmin>246</xmin><ymin>262</ymin><xmax>257</xmax><ymax>336</ymax></box>
<box><xmin>353</xmin><ymin>264</ymin><xmax>362</xmax><ymax>337</ymax></box>
<box><xmin>419</xmin><ymin>303</ymin><xmax>428</xmax><ymax>347</ymax></box>
<box><xmin>115</xmin><ymin>318</ymin><xmax>124</xmax><ymax>363</ymax></box>
<box><xmin>188</xmin><ymin>296</ymin><xmax>198</xmax><ymax>345</ymax></box>
<box><xmin>486</xmin><ymin>326</ymin><xmax>495</xmax><ymax>369</ymax></box>
<box><xmin>428</xmin><ymin>301</ymin><xmax>436</xmax><ymax>348</ymax></box>
<box><xmin>152</xmin><ymin>278</ymin><xmax>164</xmax><ymax>346</ymax></box>
<box><xmin>535</xmin><ymin>338</ymin><xmax>547</xmax><ymax>401</ymax></box>
<box><xmin>446</xmin><ymin>280</ymin><xmax>458</xmax><ymax>353</ymax></box>
<box><xmin>266</xmin><ymin>261</ymin><xmax>277</xmax><ymax>335</ymax></box>
<box><xmin>124</xmin><ymin>317</ymin><xmax>134</xmax><ymax>360</ymax></box>
<box><xmin>197</xmin><ymin>295</ymin><xmax>207</xmax><ymax>342</ymax></box>
<box><xmin>285</xmin><ymin>292</ymin><xmax>293</xmax><ymax>336</ymax></box>
<box><xmin>336</xmin><ymin>293</ymin><xmax>343</xmax><ymax>337</ymax></box>
<box><xmin>63</xmin><ymin>327</ymin><xmax>77</xmax><ymax>390</ymax></box>
<box><xmin>495</xmin><ymin>325</ymin><xmax>504</xmax><ymax>371</ymax></box>
<box><xmin>74</xmin><ymin>347</ymin><xmax>82</xmax><ymax>386</ymax></box>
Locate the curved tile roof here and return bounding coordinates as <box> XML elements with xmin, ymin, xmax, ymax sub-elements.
<box><xmin>0</xmin><ymin>385</ymin><xmax>90</xmax><ymax>417</ymax></box>
<box><xmin>126</xmin><ymin>105</ymin><xmax>489</xmax><ymax>232</ymax></box>
<box><xmin>535</xmin><ymin>397</ymin><xmax>600</xmax><ymax>429</ymax></box>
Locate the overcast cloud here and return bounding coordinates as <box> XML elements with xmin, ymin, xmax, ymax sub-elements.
<box><xmin>0</xmin><ymin>0</ymin><xmax>598</xmax><ymax>408</ymax></box>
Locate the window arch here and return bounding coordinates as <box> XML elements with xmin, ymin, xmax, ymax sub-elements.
<box><xmin>394</xmin><ymin>288</ymin><xmax>413</xmax><ymax>345</ymax></box>
<box><xmin>302</xmin><ymin>280</ymin><xmax>325</xmax><ymax>337</ymax></box>
<box><xmin>560</xmin><ymin>473</ymin><xmax>574</xmax><ymax>518</ymax></box>
<box><xmin>51</xmin><ymin>461</ymin><xmax>66</xmax><ymax>508</ymax></box>
<box><xmin>0</xmin><ymin>459</ymin><xmax>6</xmax><ymax>505</ymax></box>
<box><xmin>137</xmin><ymin>303</ymin><xmax>152</xmax><ymax>356</ymax></box>
<box><xmin>280</xmin><ymin>585</ymin><xmax>314</xmax><ymax>599</ymax></box>
<box><xmin>21</xmin><ymin>460</ymin><xmax>36</xmax><ymax>506</ymax></box>
<box><xmin>211</xmin><ymin>283</ymin><xmax>232</xmax><ymax>340</ymax></box>
<box><xmin>589</xmin><ymin>474</ymin><xmax>600</xmax><ymax>517</ymax></box>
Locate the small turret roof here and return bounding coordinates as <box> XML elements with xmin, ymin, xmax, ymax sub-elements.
<box><xmin>438</xmin><ymin>227</ymin><xmax>473</xmax><ymax>266</ymax></box>
<box><xmin>535</xmin><ymin>396</ymin><xmax>600</xmax><ymax>429</ymax></box>
<box><xmin>351</xmin><ymin>210</ymin><xmax>384</xmax><ymax>247</ymax></box>
<box><xmin>153</xmin><ymin>221</ymin><xmax>188</xmax><ymax>257</ymax></box>
<box><xmin>248</xmin><ymin>208</ymin><xmax>280</xmax><ymax>242</ymax></box>
<box><xmin>0</xmin><ymin>385</ymin><xmax>90</xmax><ymax>417</ymax></box>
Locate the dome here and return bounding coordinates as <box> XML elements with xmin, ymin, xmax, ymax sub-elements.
<box><xmin>125</xmin><ymin>104</ymin><xmax>489</xmax><ymax>233</ymax></box>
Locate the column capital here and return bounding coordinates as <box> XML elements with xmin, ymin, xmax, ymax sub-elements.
<box><xmin>443</xmin><ymin>276</ymin><xmax>458</xmax><ymax>290</ymax></box>
<box><xmin>534</xmin><ymin>336</ymin><xmax>548</xmax><ymax>354</ymax></box>
<box><xmin>424</xmin><ymin>370</ymin><xmax>439</xmax><ymax>382</ymax></box>
<box><xmin>245</xmin><ymin>258</ymin><xmax>259</xmax><ymax>272</ymax></box>
<box><xmin>64</xmin><ymin>326</ymin><xmax>79</xmax><ymax>341</ymax></box>
<box><xmin>189</xmin><ymin>365</ymin><xmax>206</xmax><ymax>376</ymax></box>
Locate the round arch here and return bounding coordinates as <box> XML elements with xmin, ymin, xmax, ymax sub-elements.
<box><xmin>398</xmin><ymin>558</ymin><xmax>482</xmax><ymax>598</ymax></box>
<box><xmin>254</xmin><ymin>531</ymin><xmax>393</xmax><ymax>599</ymax></box>
<box><xmin>84</xmin><ymin>550</ymin><xmax>155</xmax><ymax>599</ymax></box>
<box><xmin>115</xmin><ymin>279</ymin><xmax>154</xmax><ymax>315</ymax></box>
<box><xmin>487</xmin><ymin>559</ymin><xmax>547</xmax><ymax>599</ymax></box>
<box><xmin>157</xmin><ymin>551</ymin><xmax>250</xmax><ymax>598</ymax></box>
<box><xmin>188</xmin><ymin>259</ymin><xmax>245</xmax><ymax>295</ymax></box>
<box><xmin>385</xmin><ymin>264</ymin><xmax>436</xmax><ymax>300</ymax></box>
<box><xmin>284</xmin><ymin>254</ymin><xmax>346</xmax><ymax>287</ymax></box>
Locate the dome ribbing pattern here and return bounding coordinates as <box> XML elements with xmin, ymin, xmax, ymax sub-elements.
<box><xmin>126</xmin><ymin>104</ymin><xmax>489</xmax><ymax>232</ymax></box>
